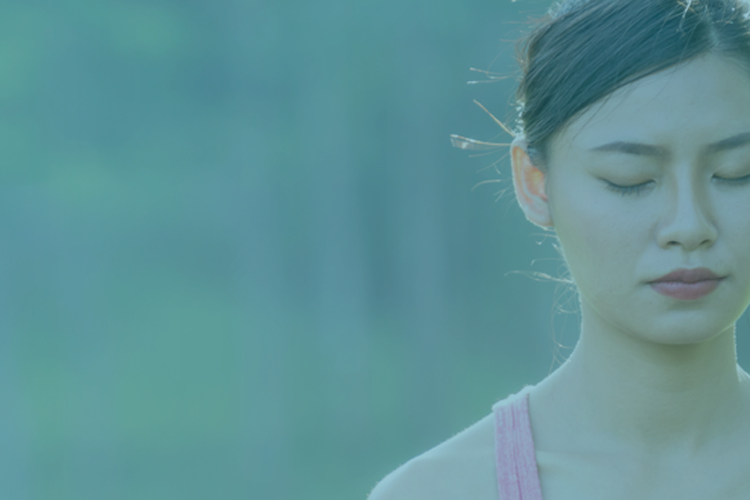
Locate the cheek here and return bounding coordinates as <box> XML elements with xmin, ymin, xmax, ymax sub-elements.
<box><xmin>551</xmin><ymin>188</ymin><xmax>643</xmax><ymax>289</ymax></box>
<box><xmin>715</xmin><ymin>198</ymin><xmax>750</xmax><ymax>316</ymax></box>
<box><xmin>723</xmin><ymin>201</ymin><xmax>750</xmax><ymax>274</ymax></box>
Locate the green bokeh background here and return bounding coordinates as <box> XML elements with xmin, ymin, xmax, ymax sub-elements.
<box><xmin>3</xmin><ymin>0</ymin><xmax>749</xmax><ymax>498</ymax></box>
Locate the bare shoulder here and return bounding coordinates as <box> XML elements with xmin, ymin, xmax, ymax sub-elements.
<box><xmin>368</xmin><ymin>412</ymin><xmax>497</xmax><ymax>500</ymax></box>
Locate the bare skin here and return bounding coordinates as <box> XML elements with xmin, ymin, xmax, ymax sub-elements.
<box><xmin>369</xmin><ymin>54</ymin><xmax>750</xmax><ymax>500</ymax></box>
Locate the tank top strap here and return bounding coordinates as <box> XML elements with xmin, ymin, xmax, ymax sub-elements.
<box><xmin>492</xmin><ymin>385</ymin><xmax>544</xmax><ymax>500</ymax></box>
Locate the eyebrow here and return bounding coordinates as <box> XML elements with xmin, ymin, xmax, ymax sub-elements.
<box><xmin>589</xmin><ymin>132</ymin><xmax>750</xmax><ymax>157</ymax></box>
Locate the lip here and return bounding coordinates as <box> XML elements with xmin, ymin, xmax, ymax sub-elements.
<box><xmin>648</xmin><ymin>267</ymin><xmax>724</xmax><ymax>301</ymax></box>
<box><xmin>650</xmin><ymin>267</ymin><xmax>721</xmax><ymax>284</ymax></box>
<box><xmin>650</xmin><ymin>280</ymin><xmax>722</xmax><ymax>300</ymax></box>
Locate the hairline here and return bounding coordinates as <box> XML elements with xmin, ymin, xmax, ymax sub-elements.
<box><xmin>529</xmin><ymin>51</ymin><xmax>750</xmax><ymax>172</ymax></box>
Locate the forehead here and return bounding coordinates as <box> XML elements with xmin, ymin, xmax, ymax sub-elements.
<box><xmin>549</xmin><ymin>55</ymin><xmax>750</xmax><ymax>161</ymax></box>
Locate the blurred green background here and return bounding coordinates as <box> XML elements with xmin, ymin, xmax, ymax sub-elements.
<box><xmin>3</xmin><ymin>0</ymin><xmax>749</xmax><ymax>498</ymax></box>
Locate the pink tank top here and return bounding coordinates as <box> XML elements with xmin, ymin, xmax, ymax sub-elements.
<box><xmin>492</xmin><ymin>385</ymin><xmax>544</xmax><ymax>500</ymax></box>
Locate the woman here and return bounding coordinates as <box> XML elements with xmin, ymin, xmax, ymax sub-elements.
<box><xmin>369</xmin><ymin>0</ymin><xmax>750</xmax><ymax>498</ymax></box>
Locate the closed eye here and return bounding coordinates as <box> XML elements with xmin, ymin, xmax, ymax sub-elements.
<box><xmin>605</xmin><ymin>173</ymin><xmax>750</xmax><ymax>196</ymax></box>
<box><xmin>603</xmin><ymin>180</ymin><xmax>654</xmax><ymax>196</ymax></box>
<box><xmin>714</xmin><ymin>173</ymin><xmax>750</xmax><ymax>185</ymax></box>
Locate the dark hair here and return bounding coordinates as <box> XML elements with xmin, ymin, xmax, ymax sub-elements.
<box><xmin>515</xmin><ymin>0</ymin><xmax>750</xmax><ymax>170</ymax></box>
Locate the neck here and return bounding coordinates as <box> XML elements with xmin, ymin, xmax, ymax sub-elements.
<box><xmin>533</xmin><ymin>306</ymin><xmax>750</xmax><ymax>459</ymax></box>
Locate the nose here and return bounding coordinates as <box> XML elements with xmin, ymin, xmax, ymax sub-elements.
<box><xmin>656</xmin><ymin>177</ymin><xmax>718</xmax><ymax>251</ymax></box>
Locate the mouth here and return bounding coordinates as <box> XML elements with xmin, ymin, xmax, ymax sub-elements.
<box><xmin>650</xmin><ymin>267</ymin><xmax>722</xmax><ymax>284</ymax></box>
<box><xmin>649</xmin><ymin>278</ymin><xmax>723</xmax><ymax>301</ymax></box>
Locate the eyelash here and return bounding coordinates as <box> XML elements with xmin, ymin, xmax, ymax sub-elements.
<box><xmin>605</xmin><ymin>174</ymin><xmax>750</xmax><ymax>196</ymax></box>
<box><xmin>605</xmin><ymin>181</ymin><xmax>652</xmax><ymax>196</ymax></box>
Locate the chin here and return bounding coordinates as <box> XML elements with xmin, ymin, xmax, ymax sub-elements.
<box><xmin>630</xmin><ymin>321</ymin><xmax>734</xmax><ymax>346</ymax></box>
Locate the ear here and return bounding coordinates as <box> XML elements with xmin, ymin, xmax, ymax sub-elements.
<box><xmin>511</xmin><ymin>138</ymin><xmax>554</xmax><ymax>228</ymax></box>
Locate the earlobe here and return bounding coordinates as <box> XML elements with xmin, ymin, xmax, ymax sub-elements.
<box><xmin>510</xmin><ymin>138</ymin><xmax>554</xmax><ymax>228</ymax></box>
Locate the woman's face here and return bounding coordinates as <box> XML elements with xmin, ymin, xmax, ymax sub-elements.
<box><xmin>543</xmin><ymin>55</ymin><xmax>750</xmax><ymax>345</ymax></box>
